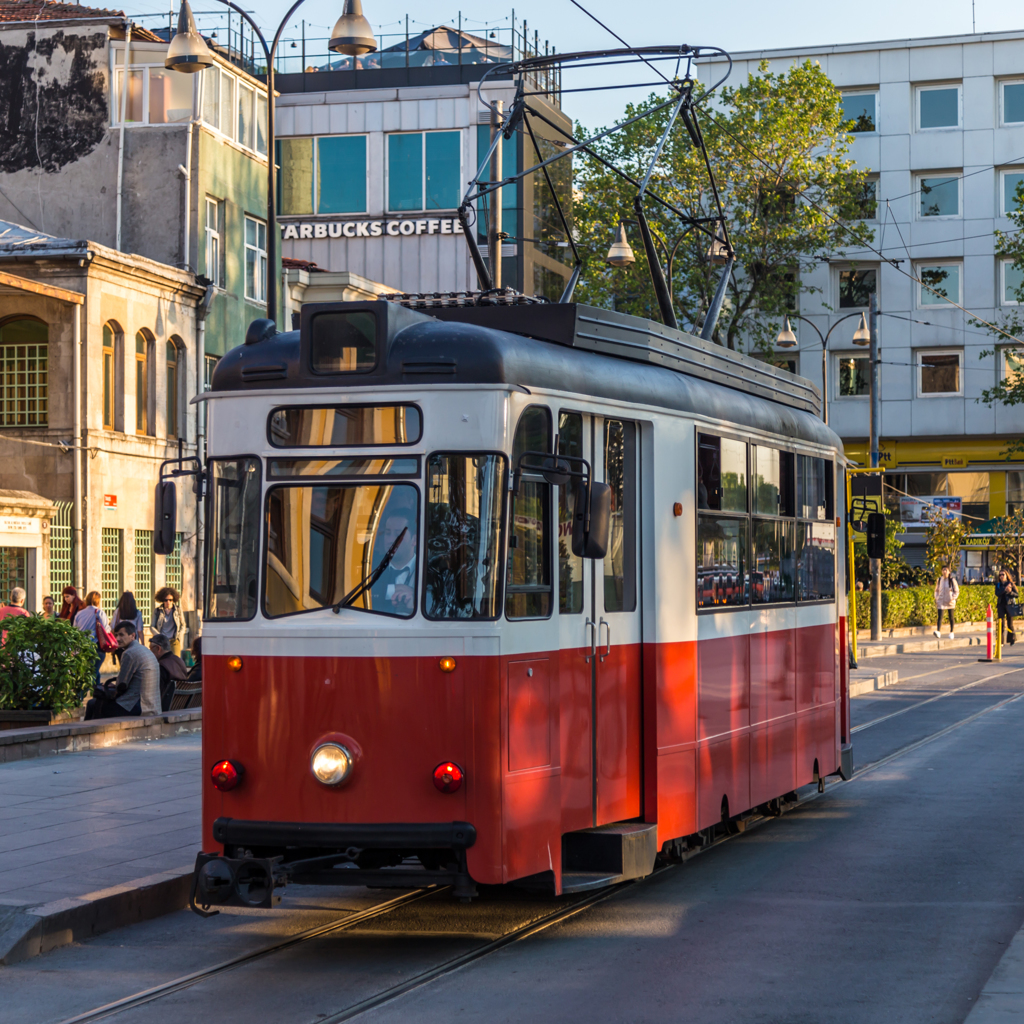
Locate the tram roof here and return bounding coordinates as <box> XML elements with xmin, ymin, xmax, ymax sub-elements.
<box><xmin>212</xmin><ymin>301</ymin><xmax>839</xmax><ymax>450</ymax></box>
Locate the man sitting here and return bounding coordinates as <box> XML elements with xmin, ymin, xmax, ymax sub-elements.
<box><xmin>84</xmin><ymin>621</ymin><xmax>160</xmax><ymax>720</ymax></box>
<box><xmin>148</xmin><ymin>633</ymin><xmax>188</xmax><ymax>712</ymax></box>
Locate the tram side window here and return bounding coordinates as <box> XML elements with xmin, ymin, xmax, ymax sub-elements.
<box><xmin>797</xmin><ymin>455</ymin><xmax>833</xmax><ymax>520</ymax></box>
<box><xmin>754</xmin><ymin>446</ymin><xmax>795</xmax><ymax>516</ymax></box>
<box><xmin>424</xmin><ymin>453</ymin><xmax>506</xmax><ymax>620</ymax></box>
<box><xmin>796</xmin><ymin>456</ymin><xmax>836</xmax><ymax>601</ymax></box>
<box><xmin>604</xmin><ymin>419</ymin><xmax>637</xmax><ymax>613</ymax></box>
<box><xmin>507</xmin><ymin>406</ymin><xmax>552</xmax><ymax>619</ymax></box>
<box><xmin>751</xmin><ymin>518</ymin><xmax>796</xmax><ymax>603</ymax></box>
<box><xmin>558</xmin><ymin>411</ymin><xmax>584</xmax><ymax>614</ymax></box>
<box><xmin>697</xmin><ymin>433</ymin><xmax>747</xmax><ymax>512</ymax></box>
<box><xmin>268</xmin><ymin>404</ymin><xmax>421</xmax><ymax>447</ymax></box>
<box><xmin>207</xmin><ymin>458</ymin><xmax>262</xmax><ymax>620</ymax></box>
<box><xmin>697</xmin><ymin>515</ymin><xmax>749</xmax><ymax>608</ymax></box>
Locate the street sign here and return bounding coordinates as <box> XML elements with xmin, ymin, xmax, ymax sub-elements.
<box><xmin>900</xmin><ymin>495</ymin><xmax>961</xmax><ymax>523</ymax></box>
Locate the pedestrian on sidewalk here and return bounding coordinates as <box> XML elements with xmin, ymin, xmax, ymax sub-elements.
<box><xmin>84</xmin><ymin>622</ymin><xmax>160</xmax><ymax>720</ymax></box>
<box><xmin>152</xmin><ymin>587</ymin><xmax>185</xmax><ymax>658</ymax></box>
<box><xmin>111</xmin><ymin>591</ymin><xmax>144</xmax><ymax>666</ymax></box>
<box><xmin>73</xmin><ymin>591</ymin><xmax>110</xmax><ymax>686</ymax></box>
<box><xmin>996</xmin><ymin>570</ymin><xmax>1018</xmax><ymax>645</ymax></box>
<box><xmin>933</xmin><ymin>566</ymin><xmax>959</xmax><ymax>639</ymax></box>
<box><xmin>147</xmin><ymin>633</ymin><xmax>187</xmax><ymax>712</ymax></box>
<box><xmin>58</xmin><ymin>586</ymin><xmax>85</xmax><ymax>621</ymax></box>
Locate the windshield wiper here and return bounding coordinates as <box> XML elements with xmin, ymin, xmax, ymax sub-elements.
<box><xmin>332</xmin><ymin>527</ymin><xmax>409</xmax><ymax>614</ymax></box>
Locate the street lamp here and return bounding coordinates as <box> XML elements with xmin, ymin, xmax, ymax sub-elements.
<box><xmin>167</xmin><ymin>0</ymin><xmax>376</xmax><ymax>326</ymax></box>
<box><xmin>605</xmin><ymin>219</ymin><xmax>688</xmax><ymax>296</ymax></box>
<box><xmin>775</xmin><ymin>311</ymin><xmax>870</xmax><ymax>426</ymax></box>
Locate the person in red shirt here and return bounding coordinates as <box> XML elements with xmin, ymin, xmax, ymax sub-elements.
<box><xmin>0</xmin><ymin>587</ymin><xmax>30</xmax><ymax>642</ymax></box>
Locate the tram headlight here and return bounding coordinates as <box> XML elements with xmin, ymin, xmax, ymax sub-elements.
<box><xmin>311</xmin><ymin>743</ymin><xmax>353</xmax><ymax>786</ymax></box>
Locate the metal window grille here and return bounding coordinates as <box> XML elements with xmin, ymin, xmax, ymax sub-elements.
<box><xmin>101</xmin><ymin>527</ymin><xmax>123</xmax><ymax>618</ymax></box>
<box><xmin>0</xmin><ymin>342</ymin><xmax>48</xmax><ymax>426</ymax></box>
<box><xmin>0</xmin><ymin>547</ymin><xmax>26</xmax><ymax>595</ymax></box>
<box><xmin>134</xmin><ymin>529</ymin><xmax>153</xmax><ymax>607</ymax></box>
<box><xmin>49</xmin><ymin>501</ymin><xmax>74</xmax><ymax>597</ymax></box>
<box><xmin>165</xmin><ymin>531</ymin><xmax>183</xmax><ymax>596</ymax></box>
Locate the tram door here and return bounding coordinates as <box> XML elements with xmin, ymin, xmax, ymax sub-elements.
<box><xmin>558</xmin><ymin>412</ymin><xmax>642</xmax><ymax>827</ymax></box>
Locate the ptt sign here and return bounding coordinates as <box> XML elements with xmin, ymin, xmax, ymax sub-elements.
<box><xmin>282</xmin><ymin>218</ymin><xmax>465</xmax><ymax>240</ymax></box>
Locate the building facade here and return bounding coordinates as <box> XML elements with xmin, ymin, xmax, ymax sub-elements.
<box><xmin>701</xmin><ymin>32</ymin><xmax>1024</xmax><ymax>572</ymax></box>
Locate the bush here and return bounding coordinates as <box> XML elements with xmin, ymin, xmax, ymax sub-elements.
<box><xmin>854</xmin><ymin>584</ymin><xmax>997</xmax><ymax>630</ymax></box>
<box><xmin>0</xmin><ymin>615</ymin><xmax>97</xmax><ymax>713</ymax></box>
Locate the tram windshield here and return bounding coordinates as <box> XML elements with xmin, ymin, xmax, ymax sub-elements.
<box><xmin>264</xmin><ymin>483</ymin><xmax>419</xmax><ymax>618</ymax></box>
<box><xmin>207</xmin><ymin>458</ymin><xmax>262</xmax><ymax>620</ymax></box>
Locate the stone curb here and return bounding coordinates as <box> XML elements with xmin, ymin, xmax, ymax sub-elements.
<box><xmin>0</xmin><ymin>710</ymin><xmax>202</xmax><ymax>764</ymax></box>
<box><xmin>857</xmin><ymin>634</ymin><xmax>990</xmax><ymax>658</ymax></box>
<box><xmin>0</xmin><ymin>866</ymin><xmax>194</xmax><ymax>966</ymax></box>
<box><xmin>849</xmin><ymin>669</ymin><xmax>899</xmax><ymax>696</ymax></box>
<box><xmin>964</xmin><ymin>916</ymin><xmax>1024</xmax><ymax>1021</ymax></box>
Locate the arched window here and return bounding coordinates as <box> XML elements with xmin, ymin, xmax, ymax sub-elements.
<box><xmin>0</xmin><ymin>317</ymin><xmax>48</xmax><ymax>426</ymax></box>
<box><xmin>166</xmin><ymin>337</ymin><xmax>183</xmax><ymax>438</ymax></box>
<box><xmin>135</xmin><ymin>329</ymin><xmax>153</xmax><ymax>435</ymax></box>
<box><xmin>102</xmin><ymin>322</ymin><xmax>123</xmax><ymax>430</ymax></box>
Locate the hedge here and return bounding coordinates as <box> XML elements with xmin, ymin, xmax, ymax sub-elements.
<box><xmin>853</xmin><ymin>585</ymin><xmax>997</xmax><ymax>630</ymax></box>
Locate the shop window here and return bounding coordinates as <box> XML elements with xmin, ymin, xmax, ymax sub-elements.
<box><xmin>1002</xmin><ymin>260</ymin><xmax>1023</xmax><ymax>306</ymax></box>
<box><xmin>1001</xmin><ymin>81</ymin><xmax>1024</xmax><ymax>126</ymax></box>
<box><xmin>947</xmin><ymin>471</ymin><xmax>990</xmax><ymax>523</ymax></box>
<box><xmin>837</xmin><ymin>354</ymin><xmax>870</xmax><ymax>397</ymax></box>
<box><xmin>839</xmin><ymin>267</ymin><xmax>876</xmax><ymax>308</ymax></box>
<box><xmin>1007</xmin><ymin>471</ymin><xmax>1024</xmax><ymax>515</ymax></box>
<box><xmin>0</xmin><ymin>317</ymin><xmax>48</xmax><ymax>426</ymax></box>
<box><xmin>918</xmin><ymin>175</ymin><xmax>961</xmax><ymax>218</ymax></box>
<box><xmin>387</xmin><ymin>131</ymin><xmax>461</xmax><ymax>212</ymax></box>
<box><xmin>841</xmin><ymin>91</ymin><xmax>877</xmax><ymax>132</ymax></box>
<box><xmin>917</xmin><ymin>85</ymin><xmax>960</xmax><ymax>130</ymax></box>
<box><xmin>917</xmin><ymin>263</ymin><xmax>962</xmax><ymax>307</ymax></box>
<box><xmin>1002</xmin><ymin>170</ymin><xmax>1024</xmax><ymax>216</ymax></box>
<box><xmin>918</xmin><ymin>350</ymin><xmax>962</xmax><ymax>396</ymax></box>
<box><xmin>244</xmin><ymin>216</ymin><xmax>268</xmax><ymax>303</ymax></box>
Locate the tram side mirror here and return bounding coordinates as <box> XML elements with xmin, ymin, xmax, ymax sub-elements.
<box><xmin>865</xmin><ymin>512</ymin><xmax>886</xmax><ymax>560</ymax></box>
<box><xmin>154</xmin><ymin>480</ymin><xmax>177</xmax><ymax>555</ymax></box>
<box><xmin>540</xmin><ymin>456</ymin><xmax>572</xmax><ymax>488</ymax></box>
<box><xmin>572</xmin><ymin>482</ymin><xmax>612</xmax><ymax>559</ymax></box>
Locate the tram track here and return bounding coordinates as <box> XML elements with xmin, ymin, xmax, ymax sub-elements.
<box><xmin>52</xmin><ymin>685</ymin><xmax>1024</xmax><ymax>1024</ymax></box>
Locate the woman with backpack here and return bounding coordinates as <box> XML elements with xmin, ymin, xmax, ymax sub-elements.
<box><xmin>73</xmin><ymin>591</ymin><xmax>115</xmax><ymax>686</ymax></box>
<box><xmin>933</xmin><ymin>566</ymin><xmax>959</xmax><ymax>640</ymax></box>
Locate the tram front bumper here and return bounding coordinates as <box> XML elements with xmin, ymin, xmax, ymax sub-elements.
<box><xmin>190</xmin><ymin>819</ymin><xmax>478</xmax><ymax>916</ymax></box>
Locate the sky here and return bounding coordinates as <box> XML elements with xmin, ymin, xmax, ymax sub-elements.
<box><xmin>126</xmin><ymin>0</ymin><xmax>1022</xmax><ymax>127</ymax></box>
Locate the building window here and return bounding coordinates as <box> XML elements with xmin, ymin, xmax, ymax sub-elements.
<box><xmin>1008</xmin><ymin>470</ymin><xmax>1024</xmax><ymax>515</ymax></box>
<box><xmin>166</xmin><ymin>338</ymin><xmax>181</xmax><ymax>439</ymax></box>
<box><xmin>277</xmin><ymin>135</ymin><xmax>368</xmax><ymax>215</ymax></box>
<box><xmin>1001</xmin><ymin>170</ymin><xmax>1024</xmax><ymax>216</ymax></box>
<box><xmin>918</xmin><ymin>175</ymin><xmax>960</xmax><ymax>218</ymax></box>
<box><xmin>112</xmin><ymin>61</ymin><xmax>193</xmax><ymax>125</ymax></box>
<box><xmin>244</xmin><ymin>215</ymin><xmax>268</xmax><ymax>303</ymax></box>
<box><xmin>101</xmin><ymin>527</ymin><xmax>123</xmax><ymax>619</ymax></box>
<box><xmin>837</xmin><ymin>354</ymin><xmax>870</xmax><ymax>397</ymax></box>
<box><xmin>917</xmin><ymin>263</ymin><xmax>962</xmax><ymax>307</ymax></box>
<box><xmin>838</xmin><ymin>267</ymin><xmax>877</xmax><ymax>308</ymax></box>
<box><xmin>134</xmin><ymin>529</ymin><xmax>153</xmax><ymax>607</ymax></box>
<box><xmin>198</xmin><ymin>64</ymin><xmax>268</xmax><ymax>156</ymax></box>
<box><xmin>0</xmin><ymin>317</ymin><xmax>48</xmax><ymax>426</ymax></box>
<box><xmin>165</xmin><ymin>531</ymin><xmax>183</xmax><ymax>595</ymax></box>
<box><xmin>841</xmin><ymin>91</ymin><xmax>877</xmax><ymax>132</ymax></box>
<box><xmin>1001</xmin><ymin>80</ymin><xmax>1024</xmax><ymax>126</ymax></box>
<box><xmin>387</xmin><ymin>131</ymin><xmax>462</xmax><ymax>212</ymax></box>
<box><xmin>853</xmin><ymin>176</ymin><xmax>878</xmax><ymax>220</ymax></box>
<box><xmin>477</xmin><ymin>124</ymin><xmax>520</xmax><ymax>243</ymax></box>
<box><xmin>135</xmin><ymin>330</ymin><xmax>152</xmax><ymax>435</ymax></box>
<box><xmin>102</xmin><ymin>322</ymin><xmax>121</xmax><ymax>430</ymax></box>
<box><xmin>1003</xmin><ymin>347</ymin><xmax>1024</xmax><ymax>383</ymax></box>
<box><xmin>1002</xmin><ymin>259</ymin><xmax>1023</xmax><ymax>305</ymax></box>
<box><xmin>918</xmin><ymin>350</ymin><xmax>962</xmax><ymax>396</ymax></box>
<box><xmin>204</xmin><ymin>198</ymin><xmax>223</xmax><ymax>288</ymax></box>
<box><xmin>917</xmin><ymin>84</ymin><xmax>961</xmax><ymax>130</ymax></box>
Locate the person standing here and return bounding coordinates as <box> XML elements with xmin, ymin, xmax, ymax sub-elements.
<box><xmin>933</xmin><ymin>566</ymin><xmax>959</xmax><ymax>639</ymax></box>
<box><xmin>996</xmin><ymin>569</ymin><xmax>1019</xmax><ymax>646</ymax></box>
<box><xmin>74</xmin><ymin>592</ymin><xmax>110</xmax><ymax>686</ymax></box>
<box><xmin>152</xmin><ymin>587</ymin><xmax>186</xmax><ymax>657</ymax></box>
<box><xmin>84</xmin><ymin>621</ymin><xmax>160</xmax><ymax>720</ymax></box>
<box><xmin>58</xmin><ymin>586</ymin><xmax>85</xmax><ymax>621</ymax></box>
<box><xmin>112</xmin><ymin>592</ymin><xmax>144</xmax><ymax>666</ymax></box>
<box><xmin>0</xmin><ymin>587</ymin><xmax>30</xmax><ymax>642</ymax></box>
<box><xmin>41</xmin><ymin>595</ymin><xmax>56</xmax><ymax>619</ymax></box>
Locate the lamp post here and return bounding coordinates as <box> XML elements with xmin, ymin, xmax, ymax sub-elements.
<box><xmin>166</xmin><ymin>0</ymin><xmax>376</xmax><ymax>327</ymax></box>
<box><xmin>775</xmin><ymin>310</ymin><xmax>871</xmax><ymax>426</ymax></box>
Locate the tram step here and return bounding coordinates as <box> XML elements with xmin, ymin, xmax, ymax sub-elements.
<box><xmin>562</xmin><ymin>823</ymin><xmax>658</xmax><ymax>886</ymax></box>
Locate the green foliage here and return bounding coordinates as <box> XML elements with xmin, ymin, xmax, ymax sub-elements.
<box><xmin>572</xmin><ymin>60</ymin><xmax>875</xmax><ymax>351</ymax></box>
<box><xmin>853</xmin><ymin>509</ymin><xmax>912</xmax><ymax>587</ymax></box>
<box><xmin>0</xmin><ymin>615</ymin><xmax>97</xmax><ymax>713</ymax></box>
<box><xmin>924</xmin><ymin>507</ymin><xmax>970</xmax><ymax>579</ymax></box>
<box><xmin>855</xmin><ymin>585</ymin><xmax>997</xmax><ymax>630</ymax></box>
<box><xmin>992</xmin><ymin>507</ymin><xmax>1024</xmax><ymax>582</ymax></box>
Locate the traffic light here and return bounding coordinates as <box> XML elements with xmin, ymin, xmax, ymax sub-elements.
<box><xmin>866</xmin><ymin>512</ymin><xmax>885</xmax><ymax>560</ymax></box>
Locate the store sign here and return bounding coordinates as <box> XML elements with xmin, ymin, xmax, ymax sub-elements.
<box><xmin>941</xmin><ymin>455</ymin><xmax>968</xmax><ymax>468</ymax></box>
<box><xmin>900</xmin><ymin>495</ymin><xmax>962</xmax><ymax>523</ymax></box>
<box><xmin>103</xmin><ymin>494</ymin><xmax>117</xmax><ymax>510</ymax></box>
<box><xmin>282</xmin><ymin>217</ymin><xmax>465</xmax><ymax>241</ymax></box>
<box><xmin>0</xmin><ymin>516</ymin><xmax>40</xmax><ymax>535</ymax></box>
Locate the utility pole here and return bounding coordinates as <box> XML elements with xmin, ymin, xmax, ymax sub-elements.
<box><xmin>488</xmin><ymin>100</ymin><xmax>503</xmax><ymax>290</ymax></box>
<box><xmin>869</xmin><ymin>292</ymin><xmax>882</xmax><ymax>642</ymax></box>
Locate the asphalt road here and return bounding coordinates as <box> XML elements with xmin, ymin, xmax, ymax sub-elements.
<box><xmin>5</xmin><ymin>646</ymin><xmax>1024</xmax><ymax>1024</ymax></box>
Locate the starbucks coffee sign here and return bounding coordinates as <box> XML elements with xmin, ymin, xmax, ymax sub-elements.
<box><xmin>282</xmin><ymin>218</ymin><xmax>465</xmax><ymax>240</ymax></box>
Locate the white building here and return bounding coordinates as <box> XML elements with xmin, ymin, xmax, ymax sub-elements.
<box><xmin>702</xmin><ymin>31</ymin><xmax>1024</xmax><ymax>572</ymax></box>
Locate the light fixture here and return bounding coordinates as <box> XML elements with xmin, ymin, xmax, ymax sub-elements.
<box><xmin>227</xmin><ymin>655</ymin><xmax>243</xmax><ymax>672</ymax></box>
<box><xmin>852</xmin><ymin>312</ymin><xmax>871</xmax><ymax>346</ymax></box>
<box><xmin>776</xmin><ymin>316</ymin><xmax>798</xmax><ymax>348</ymax></box>
<box><xmin>165</xmin><ymin>0</ymin><xmax>215</xmax><ymax>73</ymax></box>
<box><xmin>329</xmin><ymin>0</ymin><xmax>377</xmax><ymax>55</ymax></box>
<box><xmin>606</xmin><ymin>221</ymin><xmax>635</xmax><ymax>267</ymax></box>
<box><xmin>439</xmin><ymin>656</ymin><xmax>457</xmax><ymax>673</ymax></box>
<box><xmin>433</xmin><ymin>761</ymin><xmax>464</xmax><ymax>793</ymax></box>
<box><xmin>210</xmin><ymin>759</ymin><xmax>245</xmax><ymax>791</ymax></box>
<box><xmin>707</xmin><ymin>221</ymin><xmax>730</xmax><ymax>265</ymax></box>
<box><xmin>311</xmin><ymin>742</ymin><xmax>354</xmax><ymax>786</ymax></box>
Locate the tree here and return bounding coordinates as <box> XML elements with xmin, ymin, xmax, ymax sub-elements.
<box><xmin>0</xmin><ymin>615</ymin><xmax>96</xmax><ymax>714</ymax></box>
<box><xmin>993</xmin><ymin>507</ymin><xmax>1024</xmax><ymax>583</ymax></box>
<box><xmin>924</xmin><ymin>506</ymin><xmax>970</xmax><ymax>580</ymax></box>
<box><xmin>572</xmin><ymin>60</ymin><xmax>876</xmax><ymax>352</ymax></box>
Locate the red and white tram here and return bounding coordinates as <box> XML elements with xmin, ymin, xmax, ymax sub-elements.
<box><xmin>189</xmin><ymin>297</ymin><xmax>851</xmax><ymax>912</ymax></box>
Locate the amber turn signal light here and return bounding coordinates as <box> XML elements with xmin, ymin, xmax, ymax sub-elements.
<box><xmin>433</xmin><ymin>761</ymin><xmax>464</xmax><ymax>793</ymax></box>
<box><xmin>439</xmin><ymin>656</ymin><xmax>457</xmax><ymax>673</ymax></box>
<box><xmin>211</xmin><ymin>759</ymin><xmax>245</xmax><ymax>791</ymax></box>
<box><xmin>227</xmin><ymin>656</ymin><xmax>243</xmax><ymax>672</ymax></box>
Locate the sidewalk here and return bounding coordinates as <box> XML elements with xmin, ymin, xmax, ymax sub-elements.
<box><xmin>0</xmin><ymin>732</ymin><xmax>201</xmax><ymax>965</ymax></box>
<box><xmin>966</xmin><ymin>917</ymin><xmax>1024</xmax><ymax>1020</ymax></box>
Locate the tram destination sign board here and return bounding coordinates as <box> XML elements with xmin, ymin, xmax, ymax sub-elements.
<box><xmin>282</xmin><ymin>218</ymin><xmax>465</xmax><ymax>240</ymax></box>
